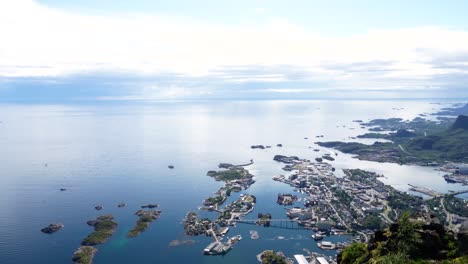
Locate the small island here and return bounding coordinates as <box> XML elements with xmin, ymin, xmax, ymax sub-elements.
<box><xmin>72</xmin><ymin>246</ymin><xmax>97</xmax><ymax>264</ymax></box>
<box><xmin>127</xmin><ymin>209</ymin><xmax>162</xmax><ymax>238</ymax></box>
<box><xmin>207</xmin><ymin>166</ymin><xmax>254</xmax><ymax>182</ymax></box>
<box><xmin>141</xmin><ymin>204</ymin><xmax>159</xmax><ymax>209</ymax></box>
<box><xmin>257</xmin><ymin>250</ymin><xmax>293</xmax><ymax>264</ymax></box>
<box><xmin>41</xmin><ymin>223</ymin><xmax>64</xmax><ymax>234</ymax></box>
<box><xmin>81</xmin><ymin>215</ymin><xmax>118</xmax><ymax>246</ymax></box>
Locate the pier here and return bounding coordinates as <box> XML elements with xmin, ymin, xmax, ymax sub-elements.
<box><xmin>449</xmin><ymin>189</ymin><xmax>468</xmax><ymax>196</ymax></box>
<box><xmin>408</xmin><ymin>184</ymin><xmax>441</xmax><ymax>197</ymax></box>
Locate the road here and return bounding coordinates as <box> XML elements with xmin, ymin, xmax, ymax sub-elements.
<box><xmin>398</xmin><ymin>144</ymin><xmax>412</xmax><ymax>156</ymax></box>
<box><xmin>440</xmin><ymin>197</ymin><xmax>454</xmax><ymax>230</ymax></box>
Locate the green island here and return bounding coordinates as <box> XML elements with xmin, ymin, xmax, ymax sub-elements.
<box><xmin>72</xmin><ymin>246</ymin><xmax>97</xmax><ymax>264</ymax></box>
<box><xmin>81</xmin><ymin>215</ymin><xmax>118</xmax><ymax>246</ymax></box>
<box><xmin>339</xmin><ymin>212</ymin><xmax>468</xmax><ymax>264</ymax></box>
<box><xmin>127</xmin><ymin>210</ymin><xmax>162</xmax><ymax>238</ymax></box>
<box><xmin>258</xmin><ymin>250</ymin><xmax>293</xmax><ymax>264</ymax></box>
<box><xmin>318</xmin><ymin>114</ymin><xmax>468</xmax><ymax>165</ymax></box>
<box><xmin>207</xmin><ymin>166</ymin><xmax>253</xmax><ymax>181</ymax></box>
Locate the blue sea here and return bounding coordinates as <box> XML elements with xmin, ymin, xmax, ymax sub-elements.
<box><xmin>0</xmin><ymin>100</ymin><xmax>466</xmax><ymax>264</ymax></box>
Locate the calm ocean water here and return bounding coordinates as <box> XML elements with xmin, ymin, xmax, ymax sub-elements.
<box><xmin>0</xmin><ymin>100</ymin><xmax>466</xmax><ymax>264</ymax></box>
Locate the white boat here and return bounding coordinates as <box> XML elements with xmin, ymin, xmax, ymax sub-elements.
<box><xmin>229</xmin><ymin>235</ymin><xmax>242</xmax><ymax>244</ymax></box>
<box><xmin>317</xmin><ymin>241</ymin><xmax>336</xmax><ymax>250</ymax></box>
<box><xmin>311</xmin><ymin>233</ymin><xmax>325</xmax><ymax>241</ymax></box>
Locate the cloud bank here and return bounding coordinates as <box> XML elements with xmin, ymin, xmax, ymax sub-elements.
<box><xmin>1</xmin><ymin>0</ymin><xmax>468</xmax><ymax>100</ymax></box>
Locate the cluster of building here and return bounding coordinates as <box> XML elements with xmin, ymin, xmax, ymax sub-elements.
<box><xmin>273</xmin><ymin>157</ymin><xmax>393</xmax><ymax>234</ymax></box>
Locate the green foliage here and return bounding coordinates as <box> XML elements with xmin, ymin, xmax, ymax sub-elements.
<box><xmin>207</xmin><ymin>168</ymin><xmax>251</xmax><ymax>181</ymax></box>
<box><xmin>340</xmin><ymin>212</ymin><xmax>465</xmax><ymax>264</ymax></box>
<box><xmin>362</xmin><ymin>215</ymin><xmax>384</xmax><ymax>230</ymax></box>
<box><xmin>81</xmin><ymin>219</ymin><xmax>117</xmax><ymax>245</ymax></box>
<box><xmin>395</xmin><ymin>212</ymin><xmax>422</xmax><ymax>256</ymax></box>
<box><xmin>404</xmin><ymin>127</ymin><xmax>468</xmax><ymax>163</ymax></box>
<box><xmin>261</xmin><ymin>251</ymin><xmax>288</xmax><ymax>264</ymax></box>
<box><xmin>205</xmin><ymin>195</ymin><xmax>226</xmax><ymax>205</ymax></box>
<box><xmin>341</xmin><ymin>243</ymin><xmax>368</xmax><ymax>264</ymax></box>
<box><xmin>127</xmin><ymin>220</ymin><xmax>149</xmax><ymax>238</ymax></box>
<box><xmin>375</xmin><ymin>253</ymin><xmax>410</xmax><ymax>264</ymax></box>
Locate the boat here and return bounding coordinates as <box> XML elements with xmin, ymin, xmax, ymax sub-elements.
<box><xmin>229</xmin><ymin>235</ymin><xmax>242</xmax><ymax>244</ymax></box>
<box><xmin>443</xmin><ymin>174</ymin><xmax>458</xmax><ymax>183</ymax></box>
<box><xmin>311</xmin><ymin>233</ymin><xmax>325</xmax><ymax>241</ymax></box>
<box><xmin>317</xmin><ymin>241</ymin><xmax>336</xmax><ymax>250</ymax></box>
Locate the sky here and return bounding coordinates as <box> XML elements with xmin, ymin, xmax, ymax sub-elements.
<box><xmin>1</xmin><ymin>0</ymin><xmax>468</xmax><ymax>102</ymax></box>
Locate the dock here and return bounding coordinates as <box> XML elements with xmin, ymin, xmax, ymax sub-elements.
<box><xmin>408</xmin><ymin>184</ymin><xmax>441</xmax><ymax>197</ymax></box>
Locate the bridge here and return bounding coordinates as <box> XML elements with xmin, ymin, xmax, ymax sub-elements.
<box><xmin>231</xmin><ymin>219</ymin><xmax>310</xmax><ymax>230</ymax></box>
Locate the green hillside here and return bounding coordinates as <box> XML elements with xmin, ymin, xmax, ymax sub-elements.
<box><xmin>404</xmin><ymin>115</ymin><xmax>468</xmax><ymax>162</ymax></box>
<box><xmin>338</xmin><ymin>213</ymin><xmax>468</xmax><ymax>264</ymax></box>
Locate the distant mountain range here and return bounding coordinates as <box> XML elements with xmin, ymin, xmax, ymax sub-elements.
<box><xmin>317</xmin><ymin>114</ymin><xmax>468</xmax><ymax>164</ymax></box>
<box><xmin>435</xmin><ymin>103</ymin><xmax>468</xmax><ymax>116</ymax></box>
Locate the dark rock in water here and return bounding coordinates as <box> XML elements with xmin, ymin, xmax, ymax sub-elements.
<box><xmin>60</xmin><ymin>188</ymin><xmax>67</xmax><ymax>191</ymax></box>
<box><xmin>313</xmin><ymin>149</ymin><xmax>320</xmax><ymax>152</ymax></box>
<box><xmin>273</xmin><ymin>155</ymin><xmax>299</xmax><ymax>164</ymax></box>
<box><xmin>251</xmin><ymin>145</ymin><xmax>265</xmax><ymax>149</ymax></box>
<box><xmin>168</xmin><ymin>165</ymin><xmax>174</xmax><ymax>169</ymax></box>
<box><xmin>322</xmin><ymin>155</ymin><xmax>335</xmax><ymax>161</ymax></box>
<box><xmin>41</xmin><ymin>223</ymin><xmax>64</xmax><ymax>234</ymax></box>
<box><xmin>452</xmin><ymin>115</ymin><xmax>468</xmax><ymax>130</ymax></box>
<box><xmin>265</xmin><ymin>145</ymin><xmax>272</xmax><ymax>148</ymax></box>
<box><xmin>95</xmin><ymin>205</ymin><xmax>103</xmax><ymax>210</ymax></box>
<box><xmin>218</xmin><ymin>163</ymin><xmax>233</xmax><ymax>169</ymax></box>
<box><xmin>117</xmin><ymin>203</ymin><xmax>126</xmax><ymax>208</ymax></box>
<box><xmin>141</xmin><ymin>204</ymin><xmax>159</xmax><ymax>209</ymax></box>
<box><xmin>315</xmin><ymin>157</ymin><xmax>323</xmax><ymax>162</ymax></box>
<box><xmin>304</xmin><ymin>137</ymin><xmax>308</xmax><ymax>139</ymax></box>
<box><xmin>276</xmin><ymin>144</ymin><xmax>283</xmax><ymax>147</ymax></box>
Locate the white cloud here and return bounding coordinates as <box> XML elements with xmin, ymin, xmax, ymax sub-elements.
<box><xmin>1</xmin><ymin>0</ymin><xmax>468</xmax><ymax>95</ymax></box>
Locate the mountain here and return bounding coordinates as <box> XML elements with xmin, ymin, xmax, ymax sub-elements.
<box><xmin>404</xmin><ymin>115</ymin><xmax>468</xmax><ymax>162</ymax></box>
<box><xmin>452</xmin><ymin>115</ymin><xmax>468</xmax><ymax>130</ymax></box>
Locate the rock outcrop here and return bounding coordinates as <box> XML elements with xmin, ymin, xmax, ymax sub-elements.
<box><xmin>41</xmin><ymin>223</ymin><xmax>64</xmax><ymax>234</ymax></box>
